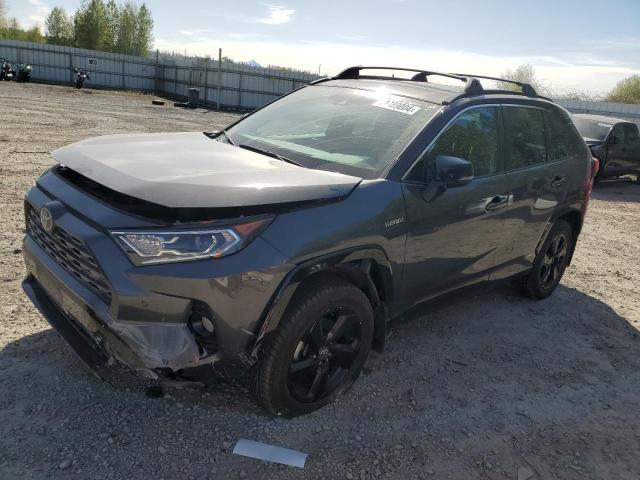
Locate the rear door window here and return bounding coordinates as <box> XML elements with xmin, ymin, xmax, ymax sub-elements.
<box><xmin>503</xmin><ymin>106</ymin><xmax>546</xmax><ymax>170</ymax></box>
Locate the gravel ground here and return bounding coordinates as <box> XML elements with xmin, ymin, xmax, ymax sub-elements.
<box><xmin>1</xmin><ymin>82</ymin><xmax>639</xmax><ymax>480</ymax></box>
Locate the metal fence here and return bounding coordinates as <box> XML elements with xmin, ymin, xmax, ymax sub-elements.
<box><xmin>156</xmin><ymin>63</ymin><xmax>318</xmax><ymax>110</ymax></box>
<box><xmin>0</xmin><ymin>39</ymin><xmax>157</xmax><ymax>90</ymax></box>
<box><xmin>3</xmin><ymin>39</ymin><xmax>640</xmax><ymax>118</ymax></box>
<box><xmin>557</xmin><ymin>99</ymin><xmax>640</xmax><ymax>127</ymax></box>
<box><xmin>0</xmin><ymin>39</ymin><xmax>320</xmax><ymax>111</ymax></box>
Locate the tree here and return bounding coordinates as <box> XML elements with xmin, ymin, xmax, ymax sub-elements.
<box><xmin>2</xmin><ymin>0</ymin><xmax>154</xmax><ymax>55</ymax></box>
<box><xmin>115</xmin><ymin>2</ymin><xmax>137</xmax><ymax>54</ymax></box>
<box><xmin>0</xmin><ymin>16</ymin><xmax>45</xmax><ymax>43</ymax></box>
<box><xmin>74</xmin><ymin>0</ymin><xmax>108</xmax><ymax>50</ymax></box>
<box><xmin>0</xmin><ymin>0</ymin><xmax>6</xmax><ymax>31</ymax></box>
<box><xmin>24</xmin><ymin>25</ymin><xmax>45</xmax><ymax>43</ymax></box>
<box><xmin>45</xmin><ymin>7</ymin><xmax>74</xmax><ymax>46</ymax></box>
<box><xmin>104</xmin><ymin>0</ymin><xmax>120</xmax><ymax>52</ymax></box>
<box><xmin>133</xmin><ymin>3</ymin><xmax>153</xmax><ymax>56</ymax></box>
<box><xmin>497</xmin><ymin>64</ymin><xmax>547</xmax><ymax>94</ymax></box>
<box><xmin>606</xmin><ymin>75</ymin><xmax>640</xmax><ymax>104</ymax></box>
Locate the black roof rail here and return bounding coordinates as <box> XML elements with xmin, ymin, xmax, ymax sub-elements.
<box><xmin>335</xmin><ymin>66</ymin><xmax>468</xmax><ymax>84</ymax></box>
<box><xmin>334</xmin><ymin>66</ymin><xmax>492</xmax><ymax>98</ymax></box>
<box><xmin>322</xmin><ymin>66</ymin><xmax>547</xmax><ymax>104</ymax></box>
<box><xmin>449</xmin><ymin>72</ymin><xmax>538</xmax><ymax>96</ymax></box>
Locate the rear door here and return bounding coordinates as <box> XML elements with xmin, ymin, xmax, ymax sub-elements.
<box><xmin>492</xmin><ymin>104</ymin><xmax>582</xmax><ymax>280</ymax></box>
<box><xmin>401</xmin><ymin>105</ymin><xmax>509</xmax><ymax>305</ymax></box>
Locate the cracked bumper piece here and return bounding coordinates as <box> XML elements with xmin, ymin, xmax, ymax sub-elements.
<box><xmin>21</xmin><ymin>202</ymin><xmax>290</xmax><ymax>382</ymax></box>
<box><xmin>22</xmin><ymin>267</ymin><xmax>208</xmax><ymax>380</ymax></box>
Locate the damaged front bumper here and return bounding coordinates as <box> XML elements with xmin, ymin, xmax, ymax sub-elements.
<box><xmin>22</xmin><ymin>183</ymin><xmax>291</xmax><ymax>383</ymax></box>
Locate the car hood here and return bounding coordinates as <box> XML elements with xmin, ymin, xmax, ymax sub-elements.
<box><xmin>52</xmin><ymin>132</ymin><xmax>362</xmax><ymax>208</ymax></box>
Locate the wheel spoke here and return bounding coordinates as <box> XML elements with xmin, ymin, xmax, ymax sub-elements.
<box><xmin>549</xmin><ymin>262</ymin><xmax>558</xmax><ymax>283</ymax></box>
<box><xmin>289</xmin><ymin>356</ymin><xmax>319</xmax><ymax>374</ymax></box>
<box><xmin>556</xmin><ymin>241</ymin><xmax>567</xmax><ymax>260</ymax></box>
<box><xmin>329</xmin><ymin>342</ymin><xmax>358</xmax><ymax>367</ymax></box>
<box><xmin>307</xmin><ymin>363</ymin><xmax>328</xmax><ymax>400</ymax></box>
<box><xmin>326</xmin><ymin>314</ymin><xmax>356</xmax><ymax>344</ymax></box>
<box><xmin>552</xmin><ymin>235</ymin><xmax>563</xmax><ymax>255</ymax></box>
<box><xmin>307</xmin><ymin>319</ymin><xmax>326</xmax><ymax>352</ymax></box>
<box><xmin>324</xmin><ymin>367</ymin><xmax>347</xmax><ymax>394</ymax></box>
<box><xmin>540</xmin><ymin>264</ymin><xmax>552</xmax><ymax>284</ymax></box>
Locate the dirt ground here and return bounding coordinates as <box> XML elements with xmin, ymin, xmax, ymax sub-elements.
<box><xmin>0</xmin><ymin>82</ymin><xmax>639</xmax><ymax>480</ymax></box>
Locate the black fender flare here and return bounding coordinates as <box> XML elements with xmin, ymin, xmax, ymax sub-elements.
<box><xmin>251</xmin><ymin>246</ymin><xmax>394</xmax><ymax>359</ymax></box>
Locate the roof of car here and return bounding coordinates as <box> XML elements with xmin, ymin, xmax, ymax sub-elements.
<box><xmin>319</xmin><ymin>78</ymin><xmax>463</xmax><ymax>105</ymax></box>
<box><xmin>573</xmin><ymin>113</ymin><xmax>631</xmax><ymax>125</ymax></box>
<box><xmin>319</xmin><ymin>78</ymin><xmax>555</xmax><ymax>107</ymax></box>
<box><xmin>312</xmin><ymin>66</ymin><xmax>554</xmax><ymax>107</ymax></box>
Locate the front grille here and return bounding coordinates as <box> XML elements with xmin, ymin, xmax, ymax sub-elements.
<box><xmin>27</xmin><ymin>205</ymin><xmax>112</xmax><ymax>302</ymax></box>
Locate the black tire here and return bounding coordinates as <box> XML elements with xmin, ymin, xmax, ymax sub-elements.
<box><xmin>254</xmin><ymin>276</ymin><xmax>374</xmax><ymax>417</ymax></box>
<box><xmin>517</xmin><ymin>220</ymin><xmax>573</xmax><ymax>300</ymax></box>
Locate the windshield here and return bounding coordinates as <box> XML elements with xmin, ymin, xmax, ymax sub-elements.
<box><xmin>572</xmin><ymin>116</ymin><xmax>612</xmax><ymax>141</ymax></box>
<box><xmin>225</xmin><ymin>84</ymin><xmax>440</xmax><ymax>178</ymax></box>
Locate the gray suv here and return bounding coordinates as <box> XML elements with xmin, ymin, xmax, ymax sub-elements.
<box><xmin>22</xmin><ymin>67</ymin><xmax>594</xmax><ymax>417</ymax></box>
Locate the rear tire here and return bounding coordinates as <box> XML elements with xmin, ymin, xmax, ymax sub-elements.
<box><xmin>254</xmin><ymin>277</ymin><xmax>374</xmax><ymax>417</ymax></box>
<box><xmin>517</xmin><ymin>220</ymin><xmax>573</xmax><ymax>300</ymax></box>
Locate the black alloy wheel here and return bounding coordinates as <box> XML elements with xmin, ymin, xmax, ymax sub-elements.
<box><xmin>254</xmin><ymin>276</ymin><xmax>374</xmax><ymax>417</ymax></box>
<box><xmin>287</xmin><ymin>307</ymin><xmax>362</xmax><ymax>403</ymax></box>
<box><xmin>517</xmin><ymin>219</ymin><xmax>573</xmax><ymax>300</ymax></box>
<box><xmin>538</xmin><ymin>232</ymin><xmax>569</xmax><ymax>289</ymax></box>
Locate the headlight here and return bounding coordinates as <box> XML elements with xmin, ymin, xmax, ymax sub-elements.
<box><xmin>112</xmin><ymin>217</ymin><xmax>273</xmax><ymax>265</ymax></box>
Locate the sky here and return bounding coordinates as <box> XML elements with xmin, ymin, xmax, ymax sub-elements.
<box><xmin>9</xmin><ymin>0</ymin><xmax>640</xmax><ymax>95</ymax></box>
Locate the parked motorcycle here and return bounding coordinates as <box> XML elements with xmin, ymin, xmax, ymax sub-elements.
<box><xmin>73</xmin><ymin>67</ymin><xmax>90</xmax><ymax>88</ymax></box>
<box><xmin>1</xmin><ymin>58</ymin><xmax>16</xmax><ymax>81</ymax></box>
<box><xmin>17</xmin><ymin>63</ymin><xmax>32</xmax><ymax>82</ymax></box>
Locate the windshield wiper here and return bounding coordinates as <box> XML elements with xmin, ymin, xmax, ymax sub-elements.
<box><xmin>237</xmin><ymin>143</ymin><xmax>304</xmax><ymax>168</ymax></box>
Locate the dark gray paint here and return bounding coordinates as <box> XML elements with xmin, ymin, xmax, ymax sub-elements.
<box><xmin>53</xmin><ymin>132</ymin><xmax>362</xmax><ymax>208</ymax></box>
<box><xmin>22</xmin><ymin>81</ymin><xmax>592</xmax><ymax>383</ymax></box>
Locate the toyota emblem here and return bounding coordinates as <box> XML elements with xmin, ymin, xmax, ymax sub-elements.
<box><xmin>40</xmin><ymin>206</ymin><xmax>55</xmax><ymax>233</ymax></box>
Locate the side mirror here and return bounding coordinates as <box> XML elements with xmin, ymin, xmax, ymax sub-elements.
<box><xmin>436</xmin><ymin>155</ymin><xmax>474</xmax><ymax>187</ymax></box>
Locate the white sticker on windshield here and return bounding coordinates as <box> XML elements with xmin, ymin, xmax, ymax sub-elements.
<box><xmin>598</xmin><ymin>122</ymin><xmax>612</xmax><ymax>128</ymax></box>
<box><xmin>372</xmin><ymin>98</ymin><xmax>421</xmax><ymax>115</ymax></box>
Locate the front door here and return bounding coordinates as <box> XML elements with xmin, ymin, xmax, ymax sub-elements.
<box><xmin>607</xmin><ymin>123</ymin><xmax>640</xmax><ymax>174</ymax></box>
<box><xmin>401</xmin><ymin>105</ymin><xmax>508</xmax><ymax>306</ymax></box>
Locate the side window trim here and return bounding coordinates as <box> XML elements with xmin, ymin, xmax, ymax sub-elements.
<box><xmin>402</xmin><ymin>103</ymin><xmax>503</xmax><ymax>183</ymax></box>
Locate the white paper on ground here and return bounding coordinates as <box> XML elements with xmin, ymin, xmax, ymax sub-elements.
<box><xmin>232</xmin><ymin>439</ymin><xmax>308</xmax><ymax>468</ymax></box>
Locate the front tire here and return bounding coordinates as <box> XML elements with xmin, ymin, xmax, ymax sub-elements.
<box><xmin>518</xmin><ymin>220</ymin><xmax>573</xmax><ymax>300</ymax></box>
<box><xmin>254</xmin><ymin>276</ymin><xmax>374</xmax><ymax>417</ymax></box>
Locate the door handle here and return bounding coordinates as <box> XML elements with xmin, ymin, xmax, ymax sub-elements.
<box><xmin>485</xmin><ymin>195</ymin><xmax>509</xmax><ymax>211</ymax></box>
<box><xmin>551</xmin><ymin>175</ymin><xmax>565</xmax><ymax>188</ymax></box>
